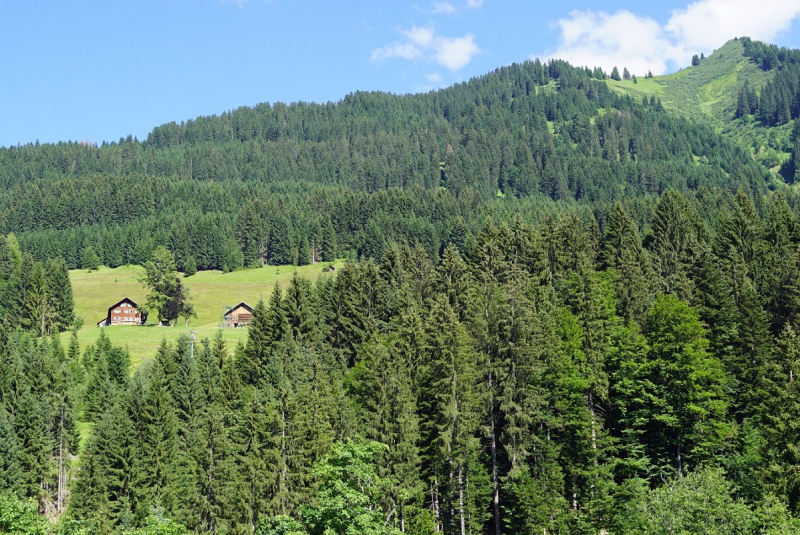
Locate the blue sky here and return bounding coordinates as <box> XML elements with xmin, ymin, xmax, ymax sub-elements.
<box><xmin>2</xmin><ymin>0</ymin><xmax>800</xmax><ymax>148</ymax></box>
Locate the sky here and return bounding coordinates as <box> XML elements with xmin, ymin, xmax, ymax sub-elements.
<box><xmin>2</xmin><ymin>0</ymin><xmax>800</xmax><ymax>148</ymax></box>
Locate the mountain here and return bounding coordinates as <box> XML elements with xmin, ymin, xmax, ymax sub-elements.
<box><xmin>0</xmin><ymin>46</ymin><xmax>777</xmax><ymax>272</ymax></box>
<box><xmin>607</xmin><ymin>37</ymin><xmax>800</xmax><ymax>174</ymax></box>
<box><xmin>5</xmin><ymin>36</ymin><xmax>800</xmax><ymax>535</ymax></box>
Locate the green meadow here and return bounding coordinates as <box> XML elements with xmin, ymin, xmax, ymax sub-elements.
<box><xmin>65</xmin><ymin>261</ymin><xmax>343</xmax><ymax>367</ymax></box>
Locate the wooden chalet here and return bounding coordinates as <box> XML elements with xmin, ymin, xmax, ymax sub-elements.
<box><xmin>97</xmin><ymin>297</ymin><xmax>144</xmax><ymax>327</ymax></box>
<box><xmin>223</xmin><ymin>302</ymin><xmax>254</xmax><ymax>328</ymax></box>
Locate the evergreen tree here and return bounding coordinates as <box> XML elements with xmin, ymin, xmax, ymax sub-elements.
<box><xmin>352</xmin><ymin>337</ymin><xmax>423</xmax><ymax>532</ymax></box>
<box><xmin>15</xmin><ymin>393</ymin><xmax>50</xmax><ymax>502</ymax></box>
<box><xmin>140</xmin><ymin>361</ymin><xmax>180</xmax><ymax>514</ymax></box>
<box><xmin>320</xmin><ymin>219</ymin><xmax>337</xmax><ymax>263</ymax></box>
<box><xmin>23</xmin><ymin>262</ymin><xmax>52</xmax><ymax>336</ymax></box>
<box><xmin>419</xmin><ymin>297</ymin><xmax>486</xmax><ymax>534</ymax></box>
<box><xmin>602</xmin><ymin>202</ymin><xmax>651</xmax><ymax>324</ymax></box>
<box><xmin>297</xmin><ymin>236</ymin><xmax>311</xmax><ymax>266</ymax></box>
<box><xmin>82</xmin><ymin>246</ymin><xmax>101</xmax><ymax>271</ymax></box>
<box><xmin>45</xmin><ymin>257</ymin><xmax>74</xmax><ymax>331</ymax></box>
<box><xmin>183</xmin><ymin>256</ymin><xmax>197</xmax><ymax>277</ymax></box>
<box><xmin>647</xmin><ymin>191</ymin><xmax>703</xmax><ymax>300</ymax></box>
<box><xmin>0</xmin><ymin>408</ymin><xmax>22</xmax><ymax>493</ymax></box>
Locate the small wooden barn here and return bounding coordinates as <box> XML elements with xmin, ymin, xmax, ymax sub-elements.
<box><xmin>223</xmin><ymin>302</ymin><xmax>254</xmax><ymax>328</ymax></box>
<box><xmin>97</xmin><ymin>297</ymin><xmax>144</xmax><ymax>327</ymax></box>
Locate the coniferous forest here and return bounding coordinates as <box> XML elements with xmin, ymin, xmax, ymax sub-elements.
<box><xmin>4</xmin><ymin>37</ymin><xmax>800</xmax><ymax>534</ymax></box>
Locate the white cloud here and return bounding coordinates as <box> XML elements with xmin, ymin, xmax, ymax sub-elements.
<box><xmin>541</xmin><ymin>0</ymin><xmax>800</xmax><ymax>76</ymax></box>
<box><xmin>466</xmin><ymin>0</ymin><xmax>483</xmax><ymax>8</ymax></box>
<box><xmin>431</xmin><ymin>2</ymin><xmax>457</xmax><ymax>14</ymax></box>
<box><xmin>372</xmin><ymin>24</ymin><xmax>480</xmax><ymax>71</ymax></box>
<box><xmin>405</xmin><ymin>26</ymin><xmax>436</xmax><ymax>47</ymax></box>
<box><xmin>666</xmin><ymin>0</ymin><xmax>800</xmax><ymax>51</ymax></box>
<box><xmin>426</xmin><ymin>72</ymin><xmax>443</xmax><ymax>83</ymax></box>
<box><xmin>435</xmin><ymin>34</ymin><xmax>480</xmax><ymax>70</ymax></box>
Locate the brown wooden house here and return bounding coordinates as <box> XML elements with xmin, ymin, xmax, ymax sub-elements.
<box><xmin>223</xmin><ymin>302</ymin><xmax>254</xmax><ymax>328</ymax></box>
<box><xmin>97</xmin><ymin>297</ymin><xmax>144</xmax><ymax>327</ymax></box>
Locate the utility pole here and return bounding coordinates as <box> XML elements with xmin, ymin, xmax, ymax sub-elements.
<box><xmin>190</xmin><ymin>330</ymin><xmax>195</xmax><ymax>360</ymax></box>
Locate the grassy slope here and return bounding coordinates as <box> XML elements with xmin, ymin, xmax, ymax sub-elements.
<box><xmin>605</xmin><ymin>39</ymin><xmax>792</xmax><ymax>171</ymax></box>
<box><xmin>65</xmin><ymin>261</ymin><xmax>344</xmax><ymax>367</ymax></box>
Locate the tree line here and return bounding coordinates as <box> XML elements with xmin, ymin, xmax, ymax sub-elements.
<box><xmin>0</xmin><ymin>53</ymin><xmax>771</xmax><ymax>273</ymax></box>
<box><xmin>3</xmin><ymin>188</ymin><xmax>800</xmax><ymax>533</ymax></box>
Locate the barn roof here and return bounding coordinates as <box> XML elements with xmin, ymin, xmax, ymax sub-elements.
<box><xmin>224</xmin><ymin>302</ymin><xmax>254</xmax><ymax>316</ymax></box>
<box><xmin>107</xmin><ymin>297</ymin><xmax>138</xmax><ymax>313</ymax></box>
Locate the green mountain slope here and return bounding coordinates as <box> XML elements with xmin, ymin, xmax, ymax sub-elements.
<box><xmin>606</xmin><ymin>38</ymin><xmax>794</xmax><ymax>172</ymax></box>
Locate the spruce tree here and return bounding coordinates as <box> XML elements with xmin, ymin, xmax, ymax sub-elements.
<box><xmin>45</xmin><ymin>257</ymin><xmax>74</xmax><ymax>332</ymax></box>
<box><xmin>0</xmin><ymin>407</ymin><xmax>21</xmax><ymax>493</ymax></box>
<box><xmin>602</xmin><ymin>202</ymin><xmax>652</xmax><ymax>324</ymax></box>
<box><xmin>15</xmin><ymin>393</ymin><xmax>51</xmax><ymax>501</ymax></box>
<box><xmin>69</xmin><ymin>434</ymin><xmax>111</xmax><ymax>525</ymax></box>
<box><xmin>320</xmin><ymin>219</ymin><xmax>338</xmax><ymax>263</ymax></box>
<box><xmin>141</xmin><ymin>361</ymin><xmax>180</xmax><ymax>513</ymax></box>
<box><xmin>23</xmin><ymin>262</ymin><xmax>51</xmax><ymax>336</ymax></box>
<box><xmin>419</xmin><ymin>297</ymin><xmax>485</xmax><ymax>534</ymax></box>
<box><xmin>183</xmin><ymin>255</ymin><xmax>197</xmax><ymax>276</ymax></box>
<box><xmin>351</xmin><ymin>337</ymin><xmax>423</xmax><ymax>532</ymax></box>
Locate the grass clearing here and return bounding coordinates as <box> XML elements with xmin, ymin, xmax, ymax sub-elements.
<box><xmin>66</xmin><ymin>261</ymin><xmax>344</xmax><ymax>367</ymax></box>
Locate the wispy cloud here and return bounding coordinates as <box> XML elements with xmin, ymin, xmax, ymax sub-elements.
<box><xmin>415</xmin><ymin>0</ymin><xmax>484</xmax><ymax>15</ymax></box>
<box><xmin>372</xmin><ymin>24</ymin><xmax>480</xmax><ymax>71</ymax></box>
<box><xmin>541</xmin><ymin>0</ymin><xmax>800</xmax><ymax>76</ymax></box>
<box><xmin>431</xmin><ymin>2</ymin><xmax>457</xmax><ymax>14</ymax></box>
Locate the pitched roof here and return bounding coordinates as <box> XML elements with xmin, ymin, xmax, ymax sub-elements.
<box><xmin>107</xmin><ymin>297</ymin><xmax>138</xmax><ymax>313</ymax></box>
<box><xmin>224</xmin><ymin>302</ymin><xmax>254</xmax><ymax>316</ymax></box>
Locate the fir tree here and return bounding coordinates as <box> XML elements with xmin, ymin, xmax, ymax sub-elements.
<box><xmin>45</xmin><ymin>257</ymin><xmax>74</xmax><ymax>332</ymax></box>
<box><xmin>0</xmin><ymin>407</ymin><xmax>22</xmax><ymax>493</ymax></box>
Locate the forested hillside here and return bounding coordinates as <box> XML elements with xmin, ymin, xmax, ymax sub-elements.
<box><xmin>3</xmin><ymin>37</ymin><xmax>800</xmax><ymax>534</ymax></box>
<box><xmin>0</xmin><ymin>54</ymin><xmax>772</xmax><ymax>273</ymax></box>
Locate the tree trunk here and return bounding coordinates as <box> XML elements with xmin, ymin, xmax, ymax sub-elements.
<box><xmin>458</xmin><ymin>464</ymin><xmax>466</xmax><ymax>535</ymax></box>
<box><xmin>491</xmin><ymin>413</ymin><xmax>501</xmax><ymax>534</ymax></box>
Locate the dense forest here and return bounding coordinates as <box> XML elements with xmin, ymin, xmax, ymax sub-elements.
<box><xmin>0</xmin><ymin>54</ymin><xmax>771</xmax><ymax>273</ymax></box>
<box><xmin>3</xmin><ymin>37</ymin><xmax>800</xmax><ymax>534</ymax></box>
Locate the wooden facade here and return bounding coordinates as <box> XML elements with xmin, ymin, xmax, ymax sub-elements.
<box><xmin>223</xmin><ymin>302</ymin><xmax>254</xmax><ymax>328</ymax></box>
<box><xmin>97</xmin><ymin>297</ymin><xmax>143</xmax><ymax>327</ymax></box>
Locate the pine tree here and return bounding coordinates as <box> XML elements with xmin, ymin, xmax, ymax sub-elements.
<box><xmin>23</xmin><ymin>262</ymin><xmax>52</xmax><ymax>336</ymax></box>
<box><xmin>602</xmin><ymin>202</ymin><xmax>652</xmax><ymax>324</ymax></box>
<box><xmin>269</xmin><ymin>215</ymin><xmax>293</xmax><ymax>266</ymax></box>
<box><xmin>647</xmin><ymin>191</ymin><xmax>703</xmax><ymax>300</ymax></box>
<box><xmin>197</xmin><ymin>337</ymin><xmax>222</xmax><ymax>406</ymax></box>
<box><xmin>297</xmin><ymin>236</ymin><xmax>311</xmax><ymax>266</ymax></box>
<box><xmin>320</xmin><ymin>219</ymin><xmax>338</xmax><ymax>263</ymax></box>
<box><xmin>610</xmin><ymin>67</ymin><xmax>621</xmax><ymax>81</ymax></box>
<box><xmin>183</xmin><ymin>255</ymin><xmax>197</xmax><ymax>276</ymax></box>
<box><xmin>45</xmin><ymin>257</ymin><xmax>74</xmax><ymax>332</ymax></box>
<box><xmin>69</xmin><ymin>433</ymin><xmax>111</xmax><ymax>525</ymax></box>
<box><xmin>141</xmin><ymin>361</ymin><xmax>180</xmax><ymax>513</ymax></box>
<box><xmin>0</xmin><ymin>407</ymin><xmax>22</xmax><ymax>493</ymax></box>
<box><xmin>15</xmin><ymin>393</ymin><xmax>51</xmax><ymax>501</ymax></box>
<box><xmin>352</xmin><ymin>336</ymin><xmax>423</xmax><ymax>532</ymax></box>
<box><xmin>282</xmin><ymin>273</ymin><xmax>316</xmax><ymax>344</ymax></box>
<box><xmin>188</xmin><ymin>405</ymin><xmax>238</xmax><ymax>534</ymax></box>
<box><xmin>419</xmin><ymin>297</ymin><xmax>486</xmax><ymax>534</ymax></box>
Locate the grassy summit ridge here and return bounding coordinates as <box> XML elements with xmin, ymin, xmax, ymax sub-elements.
<box><xmin>606</xmin><ymin>39</ymin><xmax>793</xmax><ymax>171</ymax></box>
